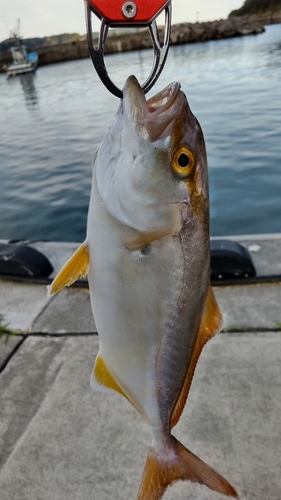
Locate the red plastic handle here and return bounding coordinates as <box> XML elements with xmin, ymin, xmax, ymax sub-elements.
<box><xmin>88</xmin><ymin>0</ymin><xmax>170</xmax><ymax>25</ymax></box>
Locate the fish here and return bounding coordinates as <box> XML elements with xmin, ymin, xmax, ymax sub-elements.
<box><xmin>49</xmin><ymin>75</ymin><xmax>238</xmax><ymax>500</ymax></box>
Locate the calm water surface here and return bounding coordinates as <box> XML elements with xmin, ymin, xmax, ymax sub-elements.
<box><xmin>0</xmin><ymin>24</ymin><xmax>280</xmax><ymax>242</ymax></box>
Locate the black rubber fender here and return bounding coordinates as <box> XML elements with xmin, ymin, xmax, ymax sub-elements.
<box><xmin>0</xmin><ymin>243</ymin><xmax>53</xmax><ymax>278</ymax></box>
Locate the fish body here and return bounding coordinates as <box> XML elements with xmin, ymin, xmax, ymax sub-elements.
<box><xmin>50</xmin><ymin>76</ymin><xmax>238</xmax><ymax>500</ymax></box>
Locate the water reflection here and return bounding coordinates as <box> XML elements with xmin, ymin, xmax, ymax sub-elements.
<box><xmin>18</xmin><ymin>73</ymin><xmax>38</xmax><ymax>109</ymax></box>
<box><xmin>0</xmin><ymin>24</ymin><xmax>280</xmax><ymax>241</ymax></box>
<box><xmin>7</xmin><ymin>72</ymin><xmax>38</xmax><ymax>109</ymax></box>
<box><xmin>136</xmin><ymin>49</ymin><xmax>147</xmax><ymax>83</ymax></box>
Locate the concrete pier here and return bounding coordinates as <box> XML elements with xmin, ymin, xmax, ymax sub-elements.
<box><xmin>0</xmin><ymin>234</ymin><xmax>281</xmax><ymax>499</ymax></box>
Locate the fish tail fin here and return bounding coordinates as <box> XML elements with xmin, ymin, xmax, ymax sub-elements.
<box><xmin>137</xmin><ymin>435</ymin><xmax>238</xmax><ymax>500</ymax></box>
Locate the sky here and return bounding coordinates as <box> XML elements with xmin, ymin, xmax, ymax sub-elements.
<box><xmin>0</xmin><ymin>0</ymin><xmax>244</xmax><ymax>42</ymax></box>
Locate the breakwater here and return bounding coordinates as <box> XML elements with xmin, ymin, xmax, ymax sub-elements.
<box><xmin>0</xmin><ymin>15</ymin><xmax>278</xmax><ymax>72</ymax></box>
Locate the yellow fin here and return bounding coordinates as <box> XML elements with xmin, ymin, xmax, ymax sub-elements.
<box><xmin>92</xmin><ymin>354</ymin><xmax>145</xmax><ymax>417</ymax></box>
<box><xmin>92</xmin><ymin>354</ymin><xmax>128</xmax><ymax>400</ymax></box>
<box><xmin>171</xmin><ymin>286</ymin><xmax>222</xmax><ymax>428</ymax></box>
<box><xmin>48</xmin><ymin>241</ymin><xmax>89</xmax><ymax>296</ymax></box>
<box><xmin>137</xmin><ymin>435</ymin><xmax>238</xmax><ymax>500</ymax></box>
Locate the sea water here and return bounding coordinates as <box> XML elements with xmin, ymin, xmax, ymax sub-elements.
<box><xmin>0</xmin><ymin>23</ymin><xmax>280</xmax><ymax>242</ymax></box>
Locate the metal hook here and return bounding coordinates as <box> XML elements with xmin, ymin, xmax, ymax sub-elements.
<box><xmin>85</xmin><ymin>1</ymin><xmax>171</xmax><ymax>98</ymax></box>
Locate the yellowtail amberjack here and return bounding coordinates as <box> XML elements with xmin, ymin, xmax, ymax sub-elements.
<box><xmin>50</xmin><ymin>76</ymin><xmax>238</xmax><ymax>500</ymax></box>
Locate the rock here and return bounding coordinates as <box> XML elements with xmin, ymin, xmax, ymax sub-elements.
<box><xmin>170</xmin><ymin>17</ymin><xmax>264</xmax><ymax>46</ymax></box>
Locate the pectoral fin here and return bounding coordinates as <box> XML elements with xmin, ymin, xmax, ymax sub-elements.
<box><xmin>171</xmin><ymin>286</ymin><xmax>222</xmax><ymax>427</ymax></box>
<box><xmin>48</xmin><ymin>241</ymin><xmax>89</xmax><ymax>296</ymax></box>
<box><xmin>126</xmin><ymin>228</ymin><xmax>174</xmax><ymax>251</ymax></box>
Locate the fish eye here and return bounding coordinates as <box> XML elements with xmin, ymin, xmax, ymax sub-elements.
<box><xmin>172</xmin><ymin>147</ymin><xmax>195</xmax><ymax>178</ymax></box>
<box><xmin>178</xmin><ymin>153</ymin><xmax>190</xmax><ymax>167</ymax></box>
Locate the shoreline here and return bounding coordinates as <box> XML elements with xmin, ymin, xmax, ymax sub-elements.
<box><xmin>1</xmin><ymin>15</ymin><xmax>280</xmax><ymax>73</ymax></box>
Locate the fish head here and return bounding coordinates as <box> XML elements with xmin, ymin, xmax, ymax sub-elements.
<box><xmin>94</xmin><ymin>75</ymin><xmax>209</xmax><ymax>242</ymax></box>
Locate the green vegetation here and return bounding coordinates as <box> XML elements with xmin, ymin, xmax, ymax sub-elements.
<box><xmin>0</xmin><ymin>313</ymin><xmax>12</xmax><ymax>344</ymax></box>
<box><xmin>230</xmin><ymin>0</ymin><xmax>281</xmax><ymax>16</ymax></box>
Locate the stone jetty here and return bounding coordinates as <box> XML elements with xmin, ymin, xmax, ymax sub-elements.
<box><xmin>0</xmin><ymin>15</ymin><xmax>277</xmax><ymax>72</ymax></box>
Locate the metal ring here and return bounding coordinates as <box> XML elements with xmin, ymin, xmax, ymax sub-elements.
<box><xmin>85</xmin><ymin>2</ymin><xmax>172</xmax><ymax>98</ymax></box>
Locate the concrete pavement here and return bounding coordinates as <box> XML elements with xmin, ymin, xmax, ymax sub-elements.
<box><xmin>1</xmin><ymin>333</ymin><xmax>281</xmax><ymax>500</ymax></box>
<box><xmin>0</xmin><ymin>234</ymin><xmax>281</xmax><ymax>499</ymax></box>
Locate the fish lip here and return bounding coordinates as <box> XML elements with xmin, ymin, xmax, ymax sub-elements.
<box><xmin>146</xmin><ymin>81</ymin><xmax>182</xmax><ymax>116</ymax></box>
<box><xmin>123</xmin><ymin>76</ymin><xmax>185</xmax><ymax>140</ymax></box>
<box><xmin>123</xmin><ymin>75</ymin><xmax>147</xmax><ymax>116</ymax></box>
<box><xmin>123</xmin><ymin>75</ymin><xmax>181</xmax><ymax>116</ymax></box>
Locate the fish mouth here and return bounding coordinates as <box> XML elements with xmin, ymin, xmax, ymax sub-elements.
<box><xmin>123</xmin><ymin>75</ymin><xmax>186</xmax><ymax>141</ymax></box>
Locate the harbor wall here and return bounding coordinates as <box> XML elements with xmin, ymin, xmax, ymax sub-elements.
<box><xmin>1</xmin><ymin>14</ymin><xmax>280</xmax><ymax>73</ymax></box>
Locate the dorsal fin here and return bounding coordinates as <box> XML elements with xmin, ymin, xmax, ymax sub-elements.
<box><xmin>171</xmin><ymin>286</ymin><xmax>222</xmax><ymax>428</ymax></box>
<box><xmin>48</xmin><ymin>241</ymin><xmax>89</xmax><ymax>296</ymax></box>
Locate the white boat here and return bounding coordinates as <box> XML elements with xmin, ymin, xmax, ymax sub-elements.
<box><xmin>7</xmin><ymin>43</ymin><xmax>38</xmax><ymax>77</ymax></box>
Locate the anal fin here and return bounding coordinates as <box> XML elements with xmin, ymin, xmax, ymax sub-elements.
<box><xmin>171</xmin><ymin>286</ymin><xmax>222</xmax><ymax>428</ymax></box>
<box><xmin>48</xmin><ymin>241</ymin><xmax>89</xmax><ymax>296</ymax></box>
<box><xmin>91</xmin><ymin>354</ymin><xmax>128</xmax><ymax>401</ymax></box>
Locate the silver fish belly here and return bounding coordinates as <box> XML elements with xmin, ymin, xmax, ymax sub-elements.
<box><xmin>87</xmin><ymin>172</ymin><xmax>209</xmax><ymax>430</ymax></box>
